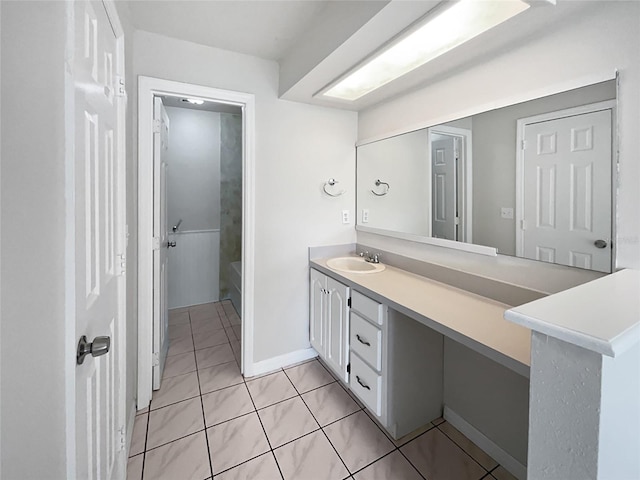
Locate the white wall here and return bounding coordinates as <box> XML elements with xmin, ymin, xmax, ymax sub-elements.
<box><xmin>165</xmin><ymin>106</ymin><xmax>221</xmax><ymax>231</ymax></box>
<box><xmin>0</xmin><ymin>2</ymin><xmax>68</xmax><ymax>477</ymax></box>
<box><xmin>357</xmin><ymin>129</ymin><xmax>430</xmax><ymax>235</ymax></box>
<box><xmin>164</xmin><ymin>107</ymin><xmax>221</xmax><ymax>308</ymax></box>
<box><xmin>131</xmin><ymin>30</ymin><xmax>358</xmax><ymax>363</ymax></box>
<box><xmin>358</xmin><ymin>1</ymin><xmax>640</xmax><ymax>271</ymax></box>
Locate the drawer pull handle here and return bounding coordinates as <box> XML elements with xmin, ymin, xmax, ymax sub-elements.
<box><xmin>356</xmin><ymin>334</ymin><xmax>370</xmax><ymax>347</ymax></box>
<box><xmin>356</xmin><ymin>375</ymin><xmax>371</xmax><ymax>390</ymax></box>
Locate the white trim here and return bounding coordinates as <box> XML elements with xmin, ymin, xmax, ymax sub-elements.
<box><xmin>170</xmin><ymin>229</ymin><xmax>221</xmax><ymax>235</ymax></box>
<box><xmin>515</xmin><ymin>100</ymin><xmax>616</xmax><ymax>266</ymax></box>
<box><xmin>356</xmin><ymin>225</ymin><xmax>497</xmax><ymax>257</ymax></box>
<box><xmin>246</xmin><ymin>348</ymin><xmax>319</xmax><ymax>379</ymax></box>
<box><xmin>137</xmin><ymin>76</ymin><xmax>256</xmax><ymax>407</ymax></box>
<box><xmin>428</xmin><ymin>125</ymin><xmax>473</xmax><ymax>244</ymax></box>
<box><xmin>443</xmin><ymin>405</ymin><xmax>527</xmax><ymax>480</ymax></box>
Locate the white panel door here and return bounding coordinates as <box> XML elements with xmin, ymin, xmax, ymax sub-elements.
<box><xmin>431</xmin><ymin>136</ymin><xmax>457</xmax><ymax>241</ymax></box>
<box><xmin>74</xmin><ymin>1</ymin><xmax>125</xmax><ymax>478</ymax></box>
<box><xmin>325</xmin><ymin>277</ymin><xmax>350</xmax><ymax>383</ymax></box>
<box><xmin>153</xmin><ymin>97</ymin><xmax>170</xmax><ymax>389</ymax></box>
<box><xmin>309</xmin><ymin>269</ymin><xmax>325</xmax><ymax>355</ymax></box>
<box><xmin>522</xmin><ymin>110</ymin><xmax>611</xmax><ymax>272</ymax></box>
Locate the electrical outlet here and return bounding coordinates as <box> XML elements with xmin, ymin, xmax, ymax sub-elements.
<box><xmin>501</xmin><ymin>207</ymin><xmax>514</xmax><ymax>219</ymax></box>
<box><xmin>342</xmin><ymin>210</ymin><xmax>350</xmax><ymax>224</ymax></box>
<box><xmin>362</xmin><ymin>209</ymin><xmax>369</xmax><ymax>223</ymax></box>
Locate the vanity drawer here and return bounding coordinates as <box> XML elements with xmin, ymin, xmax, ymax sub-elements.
<box><xmin>349</xmin><ymin>353</ymin><xmax>382</xmax><ymax>417</ymax></box>
<box><xmin>350</xmin><ymin>313</ymin><xmax>382</xmax><ymax>371</ymax></box>
<box><xmin>352</xmin><ymin>291</ymin><xmax>384</xmax><ymax>325</ymax></box>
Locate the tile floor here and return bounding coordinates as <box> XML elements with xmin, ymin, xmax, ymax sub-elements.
<box><xmin>127</xmin><ymin>300</ymin><xmax>518</xmax><ymax>480</ymax></box>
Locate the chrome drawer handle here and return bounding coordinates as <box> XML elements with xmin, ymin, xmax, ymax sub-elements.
<box><xmin>356</xmin><ymin>334</ymin><xmax>370</xmax><ymax>347</ymax></box>
<box><xmin>356</xmin><ymin>375</ymin><xmax>371</xmax><ymax>390</ymax></box>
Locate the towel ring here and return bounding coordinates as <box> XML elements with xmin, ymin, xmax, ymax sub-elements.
<box><xmin>371</xmin><ymin>179</ymin><xmax>390</xmax><ymax>196</ymax></box>
<box><xmin>323</xmin><ymin>178</ymin><xmax>345</xmax><ymax>197</ymax></box>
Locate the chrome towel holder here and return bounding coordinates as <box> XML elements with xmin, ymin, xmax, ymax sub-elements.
<box><xmin>371</xmin><ymin>179</ymin><xmax>390</xmax><ymax>196</ymax></box>
<box><xmin>323</xmin><ymin>178</ymin><xmax>345</xmax><ymax>197</ymax></box>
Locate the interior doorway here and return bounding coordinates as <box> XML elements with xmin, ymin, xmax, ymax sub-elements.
<box><xmin>137</xmin><ymin>77</ymin><xmax>256</xmax><ymax>409</ymax></box>
<box><xmin>427</xmin><ymin>126</ymin><xmax>473</xmax><ymax>243</ymax></box>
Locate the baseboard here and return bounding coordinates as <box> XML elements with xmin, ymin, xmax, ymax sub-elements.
<box><xmin>443</xmin><ymin>405</ymin><xmax>527</xmax><ymax>480</ymax></box>
<box><xmin>246</xmin><ymin>348</ymin><xmax>318</xmax><ymax>378</ymax></box>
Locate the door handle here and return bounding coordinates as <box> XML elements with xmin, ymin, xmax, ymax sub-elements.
<box><xmin>356</xmin><ymin>375</ymin><xmax>371</xmax><ymax>390</ymax></box>
<box><xmin>77</xmin><ymin>335</ymin><xmax>111</xmax><ymax>365</ymax></box>
<box><xmin>594</xmin><ymin>239</ymin><xmax>608</xmax><ymax>249</ymax></box>
<box><xmin>167</xmin><ymin>241</ymin><xmax>177</xmax><ymax>248</ymax></box>
<box><xmin>356</xmin><ymin>334</ymin><xmax>371</xmax><ymax>347</ymax></box>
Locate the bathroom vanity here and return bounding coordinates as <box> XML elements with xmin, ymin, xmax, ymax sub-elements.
<box><xmin>309</xmin><ymin>252</ymin><xmax>532</xmax><ymax>454</ymax></box>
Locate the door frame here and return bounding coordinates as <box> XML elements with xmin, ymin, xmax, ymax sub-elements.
<box><xmin>64</xmin><ymin>0</ymin><xmax>128</xmax><ymax>477</ymax></box>
<box><xmin>515</xmin><ymin>100</ymin><xmax>616</xmax><ymax>268</ymax></box>
<box><xmin>137</xmin><ymin>77</ymin><xmax>256</xmax><ymax>408</ymax></box>
<box><xmin>427</xmin><ymin>125</ymin><xmax>473</xmax><ymax>243</ymax></box>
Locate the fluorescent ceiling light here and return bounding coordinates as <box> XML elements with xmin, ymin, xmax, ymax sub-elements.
<box><xmin>322</xmin><ymin>0</ymin><xmax>530</xmax><ymax>101</ymax></box>
<box><xmin>183</xmin><ymin>98</ymin><xmax>204</xmax><ymax>105</ymax></box>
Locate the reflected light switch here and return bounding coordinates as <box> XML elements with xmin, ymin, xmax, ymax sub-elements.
<box><xmin>501</xmin><ymin>207</ymin><xmax>514</xmax><ymax>219</ymax></box>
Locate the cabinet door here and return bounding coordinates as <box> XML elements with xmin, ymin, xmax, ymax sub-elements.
<box><xmin>309</xmin><ymin>269</ymin><xmax>326</xmax><ymax>355</ymax></box>
<box><xmin>325</xmin><ymin>277</ymin><xmax>350</xmax><ymax>383</ymax></box>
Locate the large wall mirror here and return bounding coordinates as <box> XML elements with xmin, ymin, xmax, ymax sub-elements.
<box><xmin>356</xmin><ymin>79</ymin><xmax>617</xmax><ymax>273</ymax></box>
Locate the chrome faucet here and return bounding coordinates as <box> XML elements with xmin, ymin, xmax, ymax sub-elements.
<box><xmin>359</xmin><ymin>251</ymin><xmax>381</xmax><ymax>264</ymax></box>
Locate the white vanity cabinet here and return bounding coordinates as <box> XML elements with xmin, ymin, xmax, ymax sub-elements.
<box><xmin>310</xmin><ymin>269</ymin><xmax>350</xmax><ymax>382</ymax></box>
<box><xmin>349</xmin><ymin>290</ymin><xmax>444</xmax><ymax>439</ymax></box>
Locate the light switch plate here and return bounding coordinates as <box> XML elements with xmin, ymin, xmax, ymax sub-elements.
<box><xmin>342</xmin><ymin>210</ymin><xmax>350</xmax><ymax>224</ymax></box>
<box><xmin>362</xmin><ymin>209</ymin><xmax>369</xmax><ymax>223</ymax></box>
<box><xmin>501</xmin><ymin>207</ymin><xmax>514</xmax><ymax>219</ymax></box>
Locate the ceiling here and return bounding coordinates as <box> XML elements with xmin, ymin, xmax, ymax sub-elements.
<box><xmin>125</xmin><ymin>1</ymin><xmax>598</xmax><ymax>112</ymax></box>
<box><xmin>126</xmin><ymin>0</ymin><xmax>331</xmax><ymax>61</ymax></box>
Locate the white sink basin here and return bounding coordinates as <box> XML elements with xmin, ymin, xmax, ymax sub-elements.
<box><xmin>326</xmin><ymin>257</ymin><xmax>386</xmax><ymax>274</ymax></box>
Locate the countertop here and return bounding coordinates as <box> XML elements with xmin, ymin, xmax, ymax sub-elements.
<box><xmin>311</xmin><ymin>257</ymin><xmax>531</xmax><ymax>377</ymax></box>
<box><xmin>505</xmin><ymin>268</ymin><xmax>640</xmax><ymax>357</ymax></box>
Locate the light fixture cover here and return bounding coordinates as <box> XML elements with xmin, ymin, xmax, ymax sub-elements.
<box><xmin>323</xmin><ymin>0</ymin><xmax>530</xmax><ymax>101</ymax></box>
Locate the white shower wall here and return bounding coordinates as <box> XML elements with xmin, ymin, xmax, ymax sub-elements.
<box><xmin>165</xmin><ymin>106</ymin><xmax>221</xmax><ymax>308</ymax></box>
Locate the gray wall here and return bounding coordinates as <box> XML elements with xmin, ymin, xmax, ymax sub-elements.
<box><xmin>444</xmin><ymin>339</ymin><xmax>530</xmax><ymax>466</ymax></box>
<box><xmin>1</xmin><ymin>2</ymin><xmax>69</xmax><ymax>477</ymax></box>
<box><xmin>472</xmin><ymin>81</ymin><xmax>616</xmax><ymax>255</ymax></box>
<box><xmin>165</xmin><ymin>107</ymin><xmax>221</xmax><ymax>231</ymax></box>
<box><xmin>219</xmin><ymin>113</ymin><xmax>243</xmax><ymax>300</ymax></box>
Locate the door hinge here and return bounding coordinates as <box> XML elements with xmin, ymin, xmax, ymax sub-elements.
<box><xmin>152</xmin><ymin>352</ymin><xmax>160</xmax><ymax>367</ymax></box>
<box><xmin>347</xmin><ymin>363</ymin><xmax>351</xmax><ymax>374</ymax></box>
<box><xmin>115</xmin><ymin>76</ymin><xmax>126</xmax><ymax>98</ymax></box>
<box><xmin>117</xmin><ymin>253</ymin><xmax>126</xmax><ymax>276</ymax></box>
<box><xmin>152</xmin><ymin>236</ymin><xmax>160</xmax><ymax>251</ymax></box>
<box><xmin>153</xmin><ymin>119</ymin><xmax>161</xmax><ymax>134</ymax></box>
<box><xmin>521</xmin><ymin>140</ymin><xmax>527</xmax><ymax>150</ymax></box>
<box><xmin>455</xmin><ymin>217</ymin><xmax>460</xmax><ymax>225</ymax></box>
<box><xmin>119</xmin><ymin>426</ymin><xmax>127</xmax><ymax>451</ymax></box>
<box><xmin>347</xmin><ymin>298</ymin><xmax>351</xmax><ymax>308</ymax></box>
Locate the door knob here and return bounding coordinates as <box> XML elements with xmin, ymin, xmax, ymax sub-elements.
<box><xmin>594</xmin><ymin>239</ymin><xmax>608</xmax><ymax>249</ymax></box>
<box><xmin>77</xmin><ymin>335</ymin><xmax>111</xmax><ymax>365</ymax></box>
<box><xmin>167</xmin><ymin>241</ymin><xmax>177</xmax><ymax>248</ymax></box>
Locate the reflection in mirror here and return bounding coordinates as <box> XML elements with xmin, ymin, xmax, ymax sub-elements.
<box><xmin>356</xmin><ymin>79</ymin><xmax>616</xmax><ymax>273</ymax></box>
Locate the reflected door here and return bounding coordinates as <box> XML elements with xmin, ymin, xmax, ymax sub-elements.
<box><xmin>520</xmin><ymin>109</ymin><xmax>612</xmax><ymax>272</ymax></box>
<box><xmin>431</xmin><ymin>135</ymin><xmax>458</xmax><ymax>240</ymax></box>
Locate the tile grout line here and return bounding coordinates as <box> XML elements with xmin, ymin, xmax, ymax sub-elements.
<box><xmin>281</xmin><ymin>368</ymin><xmax>353</xmax><ymax>477</ymax></box>
<box><xmin>241</xmin><ymin>378</ymin><xmax>286</xmax><ymax>480</ymax></box>
<box><xmin>189</xmin><ymin>309</ymin><xmax>216</xmax><ymax>480</ymax></box>
<box><xmin>435</xmin><ymin>420</ymin><xmax>492</xmax><ymax>475</ymax></box>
